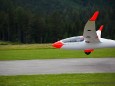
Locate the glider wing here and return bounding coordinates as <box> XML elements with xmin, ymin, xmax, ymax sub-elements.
<box><xmin>83</xmin><ymin>11</ymin><xmax>100</xmax><ymax>43</ymax></box>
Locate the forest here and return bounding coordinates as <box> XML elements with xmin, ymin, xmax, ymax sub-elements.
<box><xmin>0</xmin><ymin>0</ymin><xmax>115</xmax><ymax>43</ymax></box>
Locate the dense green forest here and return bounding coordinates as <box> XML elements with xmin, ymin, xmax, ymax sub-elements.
<box><xmin>0</xmin><ymin>0</ymin><xmax>115</xmax><ymax>43</ymax></box>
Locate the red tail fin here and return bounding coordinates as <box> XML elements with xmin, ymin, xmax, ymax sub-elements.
<box><xmin>99</xmin><ymin>25</ymin><xmax>104</xmax><ymax>31</ymax></box>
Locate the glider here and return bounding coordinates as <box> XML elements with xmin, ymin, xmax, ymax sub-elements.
<box><xmin>52</xmin><ymin>11</ymin><xmax>115</xmax><ymax>55</ymax></box>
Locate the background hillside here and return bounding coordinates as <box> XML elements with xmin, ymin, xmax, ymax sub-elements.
<box><xmin>0</xmin><ymin>0</ymin><xmax>115</xmax><ymax>43</ymax></box>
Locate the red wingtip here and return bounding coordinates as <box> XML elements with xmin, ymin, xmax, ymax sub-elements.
<box><xmin>99</xmin><ymin>25</ymin><xmax>104</xmax><ymax>31</ymax></box>
<box><xmin>90</xmin><ymin>11</ymin><xmax>99</xmax><ymax>21</ymax></box>
<box><xmin>84</xmin><ymin>49</ymin><xmax>94</xmax><ymax>53</ymax></box>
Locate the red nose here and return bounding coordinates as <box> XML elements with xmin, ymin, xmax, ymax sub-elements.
<box><xmin>52</xmin><ymin>41</ymin><xmax>63</xmax><ymax>48</ymax></box>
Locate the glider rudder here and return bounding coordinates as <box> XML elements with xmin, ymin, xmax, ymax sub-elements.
<box><xmin>99</xmin><ymin>25</ymin><xmax>104</xmax><ymax>31</ymax></box>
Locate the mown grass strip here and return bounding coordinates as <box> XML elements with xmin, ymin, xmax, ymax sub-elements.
<box><xmin>0</xmin><ymin>73</ymin><xmax>115</xmax><ymax>86</ymax></box>
<box><xmin>0</xmin><ymin>44</ymin><xmax>115</xmax><ymax>60</ymax></box>
<box><xmin>0</xmin><ymin>44</ymin><xmax>52</xmax><ymax>50</ymax></box>
<box><xmin>0</xmin><ymin>48</ymin><xmax>115</xmax><ymax>60</ymax></box>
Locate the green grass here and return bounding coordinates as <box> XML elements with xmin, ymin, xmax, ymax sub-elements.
<box><xmin>0</xmin><ymin>44</ymin><xmax>52</xmax><ymax>50</ymax></box>
<box><xmin>0</xmin><ymin>44</ymin><xmax>115</xmax><ymax>60</ymax></box>
<box><xmin>0</xmin><ymin>48</ymin><xmax>115</xmax><ymax>60</ymax></box>
<box><xmin>0</xmin><ymin>73</ymin><xmax>115</xmax><ymax>86</ymax></box>
<box><xmin>0</xmin><ymin>44</ymin><xmax>115</xmax><ymax>86</ymax></box>
<box><xmin>0</xmin><ymin>40</ymin><xmax>21</xmax><ymax>45</ymax></box>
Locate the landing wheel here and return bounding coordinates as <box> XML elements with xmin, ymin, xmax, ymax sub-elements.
<box><xmin>85</xmin><ymin>52</ymin><xmax>91</xmax><ymax>55</ymax></box>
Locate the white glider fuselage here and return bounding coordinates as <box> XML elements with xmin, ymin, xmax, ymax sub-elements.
<box><xmin>52</xmin><ymin>11</ymin><xmax>115</xmax><ymax>55</ymax></box>
<box><xmin>60</xmin><ymin>38</ymin><xmax>115</xmax><ymax>50</ymax></box>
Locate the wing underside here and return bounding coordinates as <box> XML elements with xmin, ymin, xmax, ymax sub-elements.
<box><xmin>83</xmin><ymin>11</ymin><xmax>100</xmax><ymax>43</ymax></box>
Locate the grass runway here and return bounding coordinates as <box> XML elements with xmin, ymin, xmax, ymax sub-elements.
<box><xmin>0</xmin><ymin>73</ymin><xmax>115</xmax><ymax>86</ymax></box>
<box><xmin>0</xmin><ymin>44</ymin><xmax>115</xmax><ymax>86</ymax></box>
<box><xmin>0</xmin><ymin>44</ymin><xmax>115</xmax><ymax>60</ymax></box>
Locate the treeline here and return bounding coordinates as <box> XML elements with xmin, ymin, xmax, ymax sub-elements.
<box><xmin>0</xmin><ymin>0</ymin><xmax>115</xmax><ymax>43</ymax></box>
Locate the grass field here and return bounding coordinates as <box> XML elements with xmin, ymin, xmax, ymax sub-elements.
<box><xmin>0</xmin><ymin>44</ymin><xmax>115</xmax><ymax>86</ymax></box>
<box><xmin>0</xmin><ymin>73</ymin><xmax>115</xmax><ymax>86</ymax></box>
<box><xmin>0</xmin><ymin>44</ymin><xmax>115</xmax><ymax>60</ymax></box>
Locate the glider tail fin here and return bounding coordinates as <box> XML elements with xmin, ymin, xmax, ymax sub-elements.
<box><xmin>96</xmin><ymin>25</ymin><xmax>104</xmax><ymax>38</ymax></box>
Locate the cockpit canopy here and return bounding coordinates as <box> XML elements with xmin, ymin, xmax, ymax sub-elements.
<box><xmin>61</xmin><ymin>36</ymin><xmax>84</xmax><ymax>43</ymax></box>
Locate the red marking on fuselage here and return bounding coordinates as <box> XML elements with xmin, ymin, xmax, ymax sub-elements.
<box><xmin>52</xmin><ymin>41</ymin><xmax>63</xmax><ymax>48</ymax></box>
